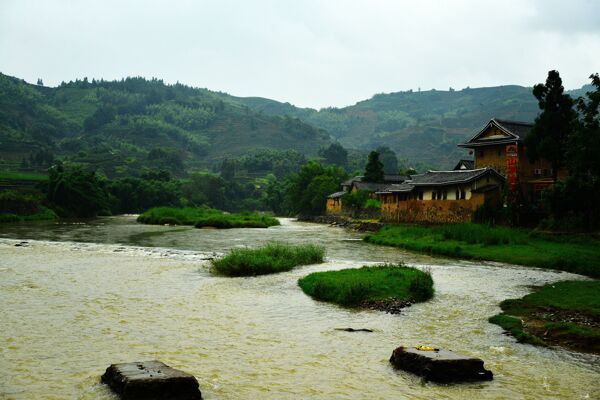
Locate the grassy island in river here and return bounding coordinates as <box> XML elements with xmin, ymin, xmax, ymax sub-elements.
<box><xmin>137</xmin><ymin>207</ymin><xmax>280</xmax><ymax>229</ymax></box>
<box><xmin>365</xmin><ymin>224</ymin><xmax>600</xmax><ymax>278</ymax></box>
<box><xmin>298</xmin><ymin>264</ymin><xmax>433</xmax><ymax>309</ymax></box>
<box><xmin>489</xmin><ymin>280</ymin><xmax>600</xmax><ymax>354</ymax></box>
<box><xmin>211</xmin><ymin>242</ymin><xmax>325</xmax><ymax>276</ymax></box>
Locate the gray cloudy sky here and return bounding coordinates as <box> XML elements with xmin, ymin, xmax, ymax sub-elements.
<box><xmin>1</xmin><ymin>0</ymin><xmax>599</xmax><ymax>108</ymax></box>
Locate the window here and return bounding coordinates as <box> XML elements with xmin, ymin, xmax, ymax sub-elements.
<box><xmin>455</xmin><ymin>189</ymin><xmax>459</xmax><ymax>199</ymax></box>
<box><xmin>479</xmin><ymin>150</ymin><xmax>485</xmax><ymax>158</ymax></box>
<box><xmin>432</xmin><ymin>192</ymin><xmax>437</xmax><ymax>200</ymax></box>
<box><xmin>418</xmin><ymin>191</ymin><xmax>423</xmax><ymax>200</ymax></box>
<box><xmin>442</xmin><ymin>190</ymin><xmax>447</xmax><ymax>200</ymax></box>
<box><xmin>460</xmin><ymin>189</ymin><xmax>466</xmax><ymax>199</ymax></box>
<box><xmin>534</xmin><ymin>168</ymin><xmax>542</xmax><ymax>176</ymax></box>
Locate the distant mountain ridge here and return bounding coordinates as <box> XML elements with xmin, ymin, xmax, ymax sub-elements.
<box><xmin>220</xmin><ymin>84</ymin><xmax>592</xmax><ymax>168</ymax></box>
<box><xmin>0</xmin><ymin>72</ymin><xmax>592</xmax><ymax>174</ymax></box>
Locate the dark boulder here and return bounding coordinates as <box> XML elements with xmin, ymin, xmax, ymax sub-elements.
<box><xmin>101</xmin><ymin>361</ymin><xmax>202</xmax><ymax>400</ymax></box>
<box><xmin>389</xmin><ymin>346</ymin><xmax>493</xmax><ymax>382</ymax></box>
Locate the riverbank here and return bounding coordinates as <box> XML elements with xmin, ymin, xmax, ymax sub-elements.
<box><xmin>0</xmin><ymin>190</ymin><xmax>57</xmax><ymax>222</ymax></box>
<box><xmin>298</xmin><ymin>215</ymin><xmax>383</xmax><ymax>231</ymax></box>
<box><xmin>364</xmin><ymin>224</ymin><xmax>600</xmax><ymax>278</ymax></box>
<box><xmin>489</xmin><ymin>280</ymin><xmax>600</xmax><ymax>354</ymax></box>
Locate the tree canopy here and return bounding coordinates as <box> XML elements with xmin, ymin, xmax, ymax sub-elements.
<box><xmin>363</xmin><ymin>151</ymin><xmax>384</xmax><ymax>183</ymax></box>
<box><xmin>525</xmin><ymin>70</ymin><xmax>577</xmax><ymax>182</ymax></box>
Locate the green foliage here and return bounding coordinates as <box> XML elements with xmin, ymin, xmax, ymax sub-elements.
<box><xmin>536</xmin><ymin>74</ymin><xmax>600</xmax><ymax>230</ymax></box>
<box><xmin>0</xmin><ymin>73</ymin><xmax>330</xmax><ymax>177</ymax></box>
<box><xmin>363</xmin><ymin>151</ymin><xmax>384</xmax><ymax>183</ymax></box>
<box><xmin>211</xmin><ymin>242</ymin><xmax>325</xmax><ymax>276</ymax></box>
<box><xmin>365</xmin><ymin>224</ymin><xmax>600</xmax><ymax>278</ymax></box>
<box><xmin>319</xmin><ymin>142</ymin><xmax>348</xmax><ymax>168</ymax></box>
<box><xmin>341</xmin><ymin>190</ymin><xmax>370</xmax><ymax>210</ymax></box>
<box><xmin>137</xmin><ymin>206</ymin><xmax>279</xmax><ymax>229</ymax></box>
<box><xmin>47</xmin><ymin>166</ymin><xmax>111</xmax><ymax>217</ymax></box>
<box><xmin>0</xmin><ymin>190</ymin><xmax>57</xmax><ymax>222</ymax></box>
<box><xmin>526</xmin><ymin>70</ymin><xmax>577</xmax><ymax>181</ymax></box>
<box><xmin>298</xmin><ymin>264</ymin><xmax>434</xmax><ymax>307</ymax></box>
<box><xmin>376</xmin><ymin>146</ymin><xmax>398</xmax><ymax>174</ymax></box>
<box><xmin>285</xmin><ymin>161</ymin><xmax>347</xmax><ymax>216</ymax></box>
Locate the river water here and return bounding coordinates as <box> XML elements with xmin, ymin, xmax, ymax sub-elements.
<box><xmin>0</xmin><ymin>216</ymin><xmax>598</xmax><ymax>399</ymax></box>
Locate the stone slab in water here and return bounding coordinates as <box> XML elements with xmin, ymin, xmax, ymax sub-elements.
<box><xmin>389</xmin><ymin>346</ymin><xmax>493</xmax><ymax>382</ymax></box>
<box><xmin>101</xmin><ymin>361</ymin><xmax>202</xmax><ymax>400</ymax></box>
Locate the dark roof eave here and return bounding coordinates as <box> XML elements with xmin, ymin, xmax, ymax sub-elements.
<box><xmin>458</xmin><ymin>139</ymin><xmax>521</xmax><ymax>148</ymax></box>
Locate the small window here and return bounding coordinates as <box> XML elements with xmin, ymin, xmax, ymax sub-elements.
<box><xmin>479</xmin><ymin>150</ymin><xmax>485</xmax><ymax>158</ymax></box>
<box><xmin>418</xmin><ymin>191</ymin><xmax>423</xmax><ymax>200</ymax></box>
<box><xmin>461</xmin><ymin>189</ymin><xmax>466</xmax><ymax>200</ymax></box>
<box><xmin>455</xmin><ymin>189</ymin><xmax>459</xmax><ymax>199</ymax></box>
<box><xmin>534</xmin><ymin>168</ymin><xmax>542</xmax><ymax>176</ymax></box>
<box><xmin>442</xmin><ymin>191</ymin><xmax>447</xmax><ymax>200</ymax></box>
<box><xmin>432</xmin><ymin>192</ymin><xmax>437</xmax><ymax>200</ymax></box>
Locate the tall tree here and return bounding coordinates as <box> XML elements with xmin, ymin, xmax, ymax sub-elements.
<box><xmin>525</xmin><ymin>70</ymin><xmax>577</xmax><ymax>182</ymax></box>
<box><xmin>376</xmin><ymin>146</ymin><xmax>398</xmax><ymax>174</ymax></box>
<box><xmin>319</xmin><ymin>142</ymin><xmax>348</xmax><ymax>168</ymax></box>
<box><xmin>569</xmin><ymin>73</ymin><xmax>600</xmax><ymax>177</ymax></box>
<box><xmin>363</xmin><ymin>151</ymin><xmax>384</xmax><ymax>183</ymax></box>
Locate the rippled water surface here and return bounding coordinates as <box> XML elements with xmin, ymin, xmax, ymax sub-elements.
<box><xmin>1</xmin><ymin>217</ymin><xmax>598</xmax><ymax>399</ymax></box>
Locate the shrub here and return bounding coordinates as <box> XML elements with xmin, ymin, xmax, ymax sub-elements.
<box><xmin>211</xmin><ymin>243</ymin><xmax>325</xmax><ymax>276</ymax></box>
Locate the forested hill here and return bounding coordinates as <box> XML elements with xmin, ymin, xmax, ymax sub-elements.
<box><xmin>0</xmin><ymin>73</ymin><xmax>330</xmax><ymax>176</ymax></box>
<box><xmin>221</xmin><ymin>84</ymin><xmax>591</xmax><ymax>168</ymax></box>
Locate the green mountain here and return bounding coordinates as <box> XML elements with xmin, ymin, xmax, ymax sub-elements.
<box><xmin>0</xmin><ymin>73</ymin><xmax>331</xmax><ymax>176</ymax></box>
<box><xmin>222</xmin><ymin>85</ymin><xmax>592</xmax><ymax>169</ymax></box>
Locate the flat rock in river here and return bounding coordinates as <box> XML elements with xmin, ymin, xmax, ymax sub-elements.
<box><xmin>389</xmin><ymin>346</ymin><xmax>493</xmax><ymax>382</ymax></box>
<box><xmin>101</xmin><ymin>360</ymin><xmax>202</xmax><ymax>400</ymax></box>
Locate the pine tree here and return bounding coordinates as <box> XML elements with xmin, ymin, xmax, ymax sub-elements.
<box><xmin>363</xmin><ymin>151</ymin><xmax>384</xmax><ymax>183</ymax></box>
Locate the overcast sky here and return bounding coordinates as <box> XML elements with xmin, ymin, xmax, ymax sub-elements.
<box><xmin>1</xmin><ymin>0</ymin><xmax>599</xmax><ymax>108</ymax></box>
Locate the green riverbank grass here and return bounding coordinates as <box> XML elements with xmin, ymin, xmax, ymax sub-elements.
<box><xmin>489</xmin><ymin>281</ymin><xmax>600</xmax><ymax>353</ymax></box>
<box><xmin>137</xmin><ymin>207</ymin><xmax>280</xmax><ymax>229</ymax></box>
<box><xmin>0</xmin><ymin>171</ymin><xmax>48</xmax><ymax>182</ymax></box>
<box><xmin>298</xmin><ymin>264</ymin><xmax>434</xmax><ymax>307</ymax></box>
<box><xmin>0</xmin><ymin>190</ymin><xmax>57</xmax><ymax>222</ymax></box>
<box><xmin>365</xmin><ymin>224</ymin><xmax>600</xmax><ymax>278</ymax></box>
<box><xmin>0</xmin><ymin>207</ymin><xmax>57</xmax><ymax>223</ymax></box>
<box><xmin>211</xmin><ymin>242</ymin><xmax>325</xmax><ymax>276</ymax></box>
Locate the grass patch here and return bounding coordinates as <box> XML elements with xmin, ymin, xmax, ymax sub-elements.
<box><xmin>0</xmin><ymin>171</ymin><xmax>48</xmax><ymax>182</ymax></box>
<box><xmin>0</xmin><ymin>190</ymin><xmax>57</xmax><ymax>222</ymax></box>
<box><xmin>298</xmin><ymin>264</ymin><xmax>434</xmax><ymax>307</ymax></box>
<box><xmin>365</xmin><ymin>224</ymin><xmax>600</xmax><ymax>278</ymax></box>
<box><xmin>211</xmin><ymin>242</ymin><xmax>325</xmax><ymax>276</ymax></box>
<box><xmin>137</xmin><ymin>207</ymin><xmax>280</xmax><ymax>229</ymax></box>
<box><xmin>490</xmin><ymin>281</ymin><xmax>600</xmax><ymax>353</ymax></box>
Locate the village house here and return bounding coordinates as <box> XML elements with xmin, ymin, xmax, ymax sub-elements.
<box><xmin>377</xmin><ymin>168</ymin><xmax>505</xmax><ymax>223</ymax></box>
<box><xmin>458</xmin><ymin>118</ymin><xmax>567</xmax><ymax>202</ymax></box>
<box><xmin>326</xmin><ymin>175</ymin><xmax>408</xmax><ymax>215</ymax></box>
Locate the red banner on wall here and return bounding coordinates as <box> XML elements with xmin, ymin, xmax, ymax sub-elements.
<box><xmin>506</xmin><ymin>144</ymin><xmax>518</xmax><ymax>202</ymax></box>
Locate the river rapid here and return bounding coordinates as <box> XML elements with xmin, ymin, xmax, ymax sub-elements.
<box><xmin>0</xmin><ymin>216</ymin><xmax>598</xmax><ymax>399</ymax></box>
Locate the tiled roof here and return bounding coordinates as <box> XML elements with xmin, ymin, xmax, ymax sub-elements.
<box><xmin>378</xmin><ymin>167</ymin><xmax>504</xmax><ymax>193</ymax></box>
<box><xmin>494</xmin><ymin>119</ymin><xmax>533</xmax><ymax>139</ymax></box>
<box><xmin>354</xmin><ymin>182</ymin><xmax>390</xmax><ymax>192</ymax></box>
<box><xmin>459</xmin><ymin>118</ymin><xmax>534</xmax><ymax>148</ymax></box>
<box><xmin>341</xmin><ymin>176</ymin><xmax>363</xmax><ymax>186</ymax></box>
<box><xmin>383</xmin><ymin>174</ymin><xmax>410</xmax><ymax>183</ymax></box>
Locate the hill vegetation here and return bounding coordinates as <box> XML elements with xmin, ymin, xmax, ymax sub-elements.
<box><xmin>224</xmin><ymin>85</ymin><xmax>591</xmax><ymax>168</ymax></box>
<box><xmin>0</xmin><ymin>73</ymin><xmax>330</xmax><ymax>177</ymax></box>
